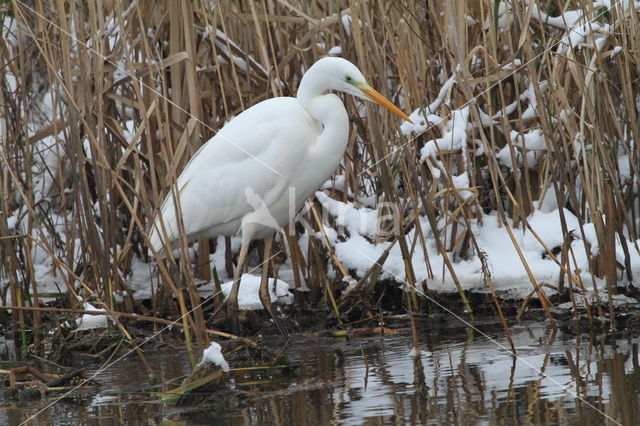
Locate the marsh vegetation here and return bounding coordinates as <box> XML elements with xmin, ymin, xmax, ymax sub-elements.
<box><xmin>1</xmin><ymin>1</ymin><xmax>640</xmax><ymax>422</ymax></box>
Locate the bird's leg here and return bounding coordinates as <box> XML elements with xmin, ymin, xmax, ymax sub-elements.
<box><xmin>228</xmin><ymin>241</ymin><xmax>249</xmax><ymax>335</ymax></box>
<box><xmin>258</xmin><ymin>235</ymin><xmax>274</xmax><ymax>321</ymax></box>
<box><xmin>259</xmin><ymin>234</ymin><xmax>289</xmax><ymax>341</ymax></box>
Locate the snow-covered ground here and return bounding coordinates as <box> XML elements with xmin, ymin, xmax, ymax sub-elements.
<box><xmin>315</xmin><ymin>185</ymin><xmax>640</xmax><ymax>298</ymax></box>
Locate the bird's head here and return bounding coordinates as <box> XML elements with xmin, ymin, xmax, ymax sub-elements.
<box><xmin>306</xmin><ymin>57</ymin><xmax>412</xmax><ymax>123</ymax></box>
<box><xmin>303</xmin><ymin>57</ymin><xmax>411</xmax><ymax>122</ymax></box>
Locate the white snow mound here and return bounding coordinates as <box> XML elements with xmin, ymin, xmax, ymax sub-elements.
<box><xmin>199</xmin><ymin>341</ymin><xmax>230</xmax><ymax>372</ymax></box>
<box><xmin>221</xmin><ymin>274</ymin><xmax>293</xmax><ymax>310</ymax></box>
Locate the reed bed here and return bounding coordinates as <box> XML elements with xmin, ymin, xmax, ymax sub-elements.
<box><xmin>1</xmin><ymin>0</ymin><xmax>639</xmax><ymax>349</ymax></box>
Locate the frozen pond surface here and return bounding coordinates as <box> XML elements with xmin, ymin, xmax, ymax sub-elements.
<box><xmin>2</xmin><ymin>319</ymin><xmax>639</xmax><ymax>425</ymax></box>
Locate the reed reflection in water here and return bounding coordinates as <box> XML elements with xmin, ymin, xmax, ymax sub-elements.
<box><xmin>232</xmin><ymin>323</ymin><xmax>640</xmax><ymax>425</ymax></box>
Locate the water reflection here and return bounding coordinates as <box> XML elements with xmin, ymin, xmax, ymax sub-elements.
<box><xmin>231</xmin><ymin>323</ymin><xmax>639</xmax><ymax>425</ymax></box>
<box><xmin>0</xmin><ymin>347</ymin><xmax>185</xmax><ymax>425</ymax></box>
<box><xmin>0</xmin><ymin>322</ymin><xmax>638</xmax><ymax>425</ymax></box>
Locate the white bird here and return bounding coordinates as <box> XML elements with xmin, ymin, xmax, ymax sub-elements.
<box><xmin>148</xmin><ymin>57</ymin><xmax>411</xmax><ymax>334</ymax></box>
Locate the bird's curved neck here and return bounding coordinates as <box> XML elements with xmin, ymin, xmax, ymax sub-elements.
<box><xmin>296</xmin><ymin>68</ymin><xmax>325</xmax><ymax>108</ymax></box>
<box><xmin>296</xmin><ymin>70</ymin><xmax>349</xmax><ymax>175</ymax></box>
<box><xmin>297</xmin><ymin>72</ymin><xmax>346</xmax><ymax>127</ymax></box>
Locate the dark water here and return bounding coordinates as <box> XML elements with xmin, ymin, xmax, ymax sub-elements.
<box><xmin>2</xmin><ymin>321</ymin><xmax>639</xmax><ymax>425</ymax></box>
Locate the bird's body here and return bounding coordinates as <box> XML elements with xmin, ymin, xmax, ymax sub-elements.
<box><xmin>148</xmin><ymin>57</ymin><xmax>410</xmax><ymax>335</ymax></box>
<box><xmin>148</xmin><ymin>94</ymin><xmax>348</xmax><ymax>250</ymax></box>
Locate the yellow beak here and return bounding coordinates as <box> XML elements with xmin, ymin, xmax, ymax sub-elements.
<box><xmin>360</xmin><ymin>84</ymin><xmax>413</xmax><ymax>123</ymax></box>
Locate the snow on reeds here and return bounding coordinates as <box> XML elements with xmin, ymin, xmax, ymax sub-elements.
<box><xmin>1</xmin><ymin>1</ymin><xmax>639</xmax><ymax>341</ymax></box>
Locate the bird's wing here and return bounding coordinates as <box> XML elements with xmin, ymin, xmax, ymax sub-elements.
<box><xmin>149</xmin><ymin>97</ymin><xmax>319</xmax><ymax>252</ymax></box>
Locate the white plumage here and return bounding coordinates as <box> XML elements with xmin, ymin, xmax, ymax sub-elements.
<box><xmin>148</xmin><ymin>95</ymin><xmax>326</xmax><ymax>251</ymax></box>
<box><xmin>148</xmin><ymin>57</ymin><xmax>410</xmax><ymax>333</ymax></box>
<box><xmin>149</xmin><ymin>57</ymin><xmax>409</xmax><ymax>253</ymax></box>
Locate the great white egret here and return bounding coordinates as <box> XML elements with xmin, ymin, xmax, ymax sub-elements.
<box><xmin>149</xmin><ymin>57</ymin><xmax>411</xmax><ymax>334</ymax></box>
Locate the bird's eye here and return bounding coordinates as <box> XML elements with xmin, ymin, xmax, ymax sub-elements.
<box><xmin>345</xmin><ymin>75</ymin><xmax>352</xmax><ymax>82</ymax></box>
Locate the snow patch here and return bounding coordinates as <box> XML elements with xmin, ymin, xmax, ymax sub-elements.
<box><xmin>74</xmin><ymin>302</ymin><xmax>110</xmax><ymax>331</ymax></box>
<box><xmin>221</xmin><ymin>274</ymin><xmax>293</xmax><ymax>310</ymax></box>
<box><xmin>199</xmin><ymin>341</ymin><xmax>230</xmax><ymax>372</ymax></box>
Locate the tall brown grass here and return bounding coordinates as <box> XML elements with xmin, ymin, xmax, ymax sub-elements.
<box><xmin>1</xmin><ymin>0</ymin><xmax>639</xmax><ymax>346</ymax></box>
